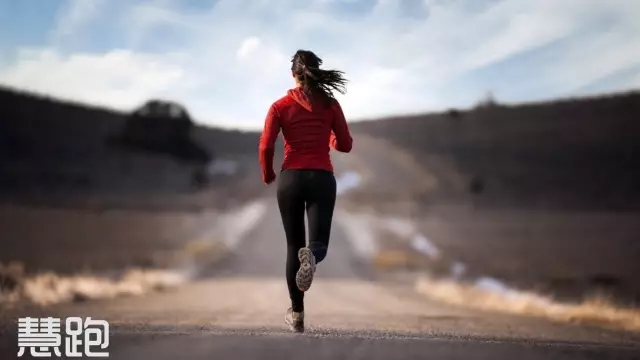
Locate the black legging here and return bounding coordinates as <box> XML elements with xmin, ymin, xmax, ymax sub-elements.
<box><xmin>277</xmin><ymin>169</ymin><xmax>337</xmax><ymax>312</ymax></box>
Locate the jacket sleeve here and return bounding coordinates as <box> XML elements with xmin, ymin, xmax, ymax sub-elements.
<box><xmin>259</xmin><ymin>103</ymin><xmax>280</xmax><ymax>178</ymax></box>
<box><xmin>329</xmin><ymin>100</ymin><xmax>353</xmax><ymax>153</ymax></box>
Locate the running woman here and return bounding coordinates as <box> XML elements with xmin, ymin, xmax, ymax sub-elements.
<box><xmin>259</xmin><ymin>49</ymin><xmax>353</xmax><ymax>333</ymax></box>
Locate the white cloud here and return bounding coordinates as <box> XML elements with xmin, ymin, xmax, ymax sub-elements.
<box><xmin>632</xmin><ymin>73</ymin><xmax>640</xmax><ymax>89</ymax></box>
<box><xmin>0</xmin><ymin>48</ymin><xmax>185</xmax><ymax>110</ymax></box>
<box><xmin>52</xmin><ymin>0</ymin><xmax>107</xmax><ymax>43</ymax></box>
<box><xmin>1</xmin><ymin>0</ymin><xmax>639</xmax><ymax>129</ymax></box>
<box><xmin>546</xmin><ymin>32</ymin><xmax>640</xmax><ymax>96</ymax></box>
<box><xmin>236</xmin><ymin>37</ymin><xmax>262</xmax><ymax>60</ymax></box>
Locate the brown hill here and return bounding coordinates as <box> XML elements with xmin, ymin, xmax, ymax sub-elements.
<box><xmin>0</xmin><ymin>86</ymin><xmax>263</xmax><ymax>211</ymax></box>
<box><xmin>3</xmin><ymin>85</ymin><xmax>639</xmax><ymax>211</ymax></box>
<box><xmin>349</xmin><ymin>91</ymin><xmax>640</xmax><ymax>211</ymax></box>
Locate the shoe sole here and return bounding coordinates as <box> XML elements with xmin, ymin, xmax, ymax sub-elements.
<box><xmin>296</xmin><ymin>248</ymin><xmax>316</xmax><ymax>292</ymax></box>
<box><xmin>285</xmin><ymin>314</ymin><xmax>304</xmax><ymax>333</ymax></box>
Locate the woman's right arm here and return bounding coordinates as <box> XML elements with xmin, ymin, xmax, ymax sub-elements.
<box><xmin>329</xmin><ymin>100</ymin><xmax>353</xmax><ymax>153</ymax></box>
<box><xmin>259</xmin><ymin>103</ymin><xmax>281</xmax><ymax>184</ymax></box>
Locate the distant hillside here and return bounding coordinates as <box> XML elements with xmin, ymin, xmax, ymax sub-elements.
<box><xmin>5</xmin><ymin>85</ymin><xmax>639</xmax><ymax>211</ymax></box>
<box><xmin>350</xmin><ymin>91</ymin><xmax>640</xmax><ymax>211</ymax></box>
<box><xmin>0</xmin><ymin>86</ymin><xmax>263</xmax><ymax>210</ymax></box>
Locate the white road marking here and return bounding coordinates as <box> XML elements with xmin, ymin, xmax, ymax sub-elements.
<box><xmin>220</xmin><ymin>200</ymin><xmax>269</xmax><ymax>249</ymax></box>
<box><xmin>410</xmin><ymin>234</ymin><xmax>441</xmax><ymax>260</ymax></box>
<box><xmin>336</xmin><ymin>171</ymin><xmax>363</xmax><ymax>195</ymax></box>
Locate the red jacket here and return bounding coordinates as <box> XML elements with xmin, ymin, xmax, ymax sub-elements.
<box><xmin>259</xmin><ymin>87</ymin><xmax>353</xmax><ymax>182</ymax></box>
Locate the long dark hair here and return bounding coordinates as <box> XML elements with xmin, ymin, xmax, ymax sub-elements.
<box><xmin>291</xmin><ymin>50</ymin><xmax>348</xmax><ymax>100</ymax></box>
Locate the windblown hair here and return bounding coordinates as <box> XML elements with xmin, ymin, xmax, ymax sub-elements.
<box><xmin>291</xmin><ymin>49</ymin><xmax>348</xmax><ymax>101</ymax></box>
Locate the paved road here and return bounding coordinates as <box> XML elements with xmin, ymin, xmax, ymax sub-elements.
<box><xmin>1</xmin><ymin>199</ymin><xmax>640</xmax><ymax>359</ymax></box>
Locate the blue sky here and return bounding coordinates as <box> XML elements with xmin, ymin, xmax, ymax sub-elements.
<box><xmin>1</xmin><ymin>0</ymin><xmax>639</xmax><ymax>130</ymax></box>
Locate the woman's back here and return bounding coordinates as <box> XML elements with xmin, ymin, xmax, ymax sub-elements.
<box><xmin>259</xmin><ymin>87</ymin><xmax>352</xmax><ymax>175</ymax></box>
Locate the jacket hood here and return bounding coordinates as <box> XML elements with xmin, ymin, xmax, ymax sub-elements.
<box><xmin>287</xmin><ymin>87</ymin><xmax>320</xmax><ymax>112</ymax></box>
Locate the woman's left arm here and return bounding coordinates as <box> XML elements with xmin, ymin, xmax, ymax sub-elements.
<box><xmin>258</xmin><ymin>103</ymin><xmax>281</xmax><ymax>184</ymax></box>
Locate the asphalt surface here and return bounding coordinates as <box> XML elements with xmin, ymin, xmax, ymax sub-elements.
<box><xmin>2</xmin><ymin>199</ymin><xmax>640</xmax><ymax>359</ymax></box>
<box><xmin>109</xmin><ymin>332</ymin><xmax>640</xmax><ymax>360</ymax></box>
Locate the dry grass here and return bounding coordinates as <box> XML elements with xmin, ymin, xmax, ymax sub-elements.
<box><xmin>1</xmin><ymin>266</ymin><xmax>189</xmax><ymax>307</ymax></box>
<box><xmin>416</xmin><ymin>276</ymin><xmax>640</xmax><ymax>332</ymax></box>
<box><xmin>372</xmin><ymin>250</ymin><xmax>449</xmax><ymax>273</ymax></box>
<box><xmin>182</xmin><ymin>239</ymin><xmax>229</xmax><ymax>268</ymax></box>
<box><xmin>373</xmin><ymin>250</ymin><xmax>423</xmax><ymax>270</ymax></box>
<box><xmin>0</xmin><ymin>238</ymin><xmax>230</xmax><ymax>307</ymax></box>
<box><xmin>146</xmin><ymin>238</ymin><xmax>229</xmax><ymax>269</ymax></box>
